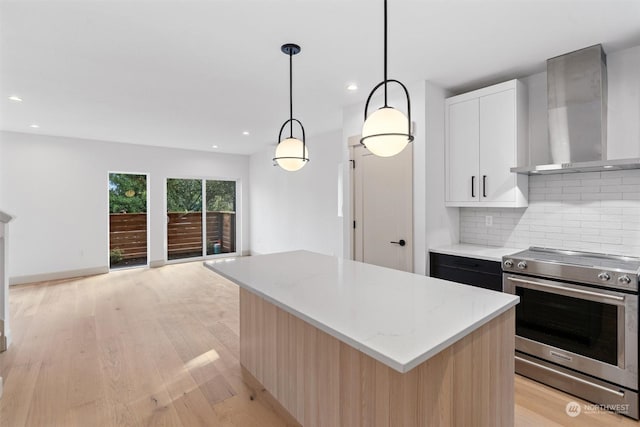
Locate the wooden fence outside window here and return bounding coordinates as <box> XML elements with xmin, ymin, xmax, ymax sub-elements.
<box><xmin>109</xmin><ymin>212</ymin><xmax>236</xmax><ymax>260</ymax></box>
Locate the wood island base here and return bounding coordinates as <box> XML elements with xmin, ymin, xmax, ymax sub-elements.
<box><xmin>239</xmin><ymin>288</ymin><xmax>516</xmax><ymax>427</ymax></box>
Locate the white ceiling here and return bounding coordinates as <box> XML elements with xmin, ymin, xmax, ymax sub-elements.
<box><xmin>1</xmin><ymin>0</ymin><xmax>639</xmax><ymax>155</ymax></box>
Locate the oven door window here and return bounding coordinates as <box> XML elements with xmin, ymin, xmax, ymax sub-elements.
<box><xmin>515</xmin><ymin>287</ymin><xmax>618</xmax><ymax>365</ymax></box>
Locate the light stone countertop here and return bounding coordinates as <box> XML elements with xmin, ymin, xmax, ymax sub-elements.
<box><xmin>205</xmin><ymin>250</ymin><xmax>519</xmax><ymax>373</ymax></box>
<box><xmin>430</xmin><ymin>243</ymin><xmax>526</xmax><ymax>262</ymax></box>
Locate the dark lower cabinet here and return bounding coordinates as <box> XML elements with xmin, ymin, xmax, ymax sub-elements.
<box><xmin>429</xmin><ymin>252</ymin><xmax>502</xmax><ymax>292</ymax></box>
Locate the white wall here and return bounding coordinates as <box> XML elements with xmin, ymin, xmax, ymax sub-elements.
<box><xmin>0</xmin><ymin>220</ymin><xmax>8</xmax><ymax>347</ymax></box>
<box><xmin>424</xmin><ymin>82</ymin><xmax>459</xmax><ymax>271</ymax></box>
<box><xmin>0</xmin><ymin>140</ymin><xmax>4</xmax><ymax>205</ymax></box>
<box><xmin>341</xmin><ymin>102</ymin><xmax>362</xmax><ymax>261</ymax></box>
<box><xmin>608</xmin><ymin>45</ymin><xmax>640</xmax><ymax>159</ymax></box>
<box><xmin>0</xmin><ymin>131</ymin><xmax>250</xmax><ymax>284</ymax></box>
<box><xmin>521</xmin><ymin>72</ymin><xmax>549</xmax><ymax>166</ymax></box>
<box><xmin>249</xmin><ymin>130</ymin><xmax>344</xmax><ymax>257</ymax></box>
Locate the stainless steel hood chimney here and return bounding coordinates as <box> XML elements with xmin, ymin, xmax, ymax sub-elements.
<box><xmin>548</xmin><ymin>45</ymin><xmax>607</xmax><ymax>163</ymax></box>
<box><xmin>512</xmin><ymin>44</ymin><xmax>640</xmax><ymax>174</ymax></box>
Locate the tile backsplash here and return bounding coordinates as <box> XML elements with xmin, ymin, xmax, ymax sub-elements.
<box><xmin>460</xmin><ymin>169</ymin><xmax>640</xmax><ymax>256</ymax></box>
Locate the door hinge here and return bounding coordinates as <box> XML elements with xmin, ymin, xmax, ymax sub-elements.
<box><xmin>350</xmin><ymin>159</ymin><xmax>355</xmax><ymax>169</ymax></box>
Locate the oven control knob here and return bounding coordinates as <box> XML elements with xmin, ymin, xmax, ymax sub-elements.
<box><xmin>618</xmin><ymin>275</ymin><xmax>631</xmax><ymax>285</ymax></box>
<box><xmin>517</xmin><ymin>261</ymin><xmax>527</xmax><ymax>270</ymax></box>
<box><xmin>504</xmin><ymin>259</ymin><xmax>514</xmax><ymax>268</ymax></box>
<box><xmin>598</xmin><ymin>272</ymin><xmax>611</xmax><ymax>282</ymax></box>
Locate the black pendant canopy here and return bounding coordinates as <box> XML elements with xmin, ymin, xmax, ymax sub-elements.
<box><xmin>273</xmin><ymin>43</ymin><xmax>309</xmax><ymax>171</ymax></box>
<box><xmin>360</xmin><ymin>0</ymin><xmax>414</xmax><ymax>157</ymax></box>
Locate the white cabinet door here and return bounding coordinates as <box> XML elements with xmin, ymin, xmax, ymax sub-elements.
<box><xmin>445</xmin><ymin>79</ymin><xmax>528</xmax><ymax>208</ymax></box>
<box><xmin>479</xmin><ymin>89</ymin><xmax>517</xmax><ymax>203</ymax></box>
<box><xmin>447</xmin><ymin>99</ymin><xmax>479</xmax><ymax>203</ymax></box>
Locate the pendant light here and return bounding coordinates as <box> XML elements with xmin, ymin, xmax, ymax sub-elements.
<box><xmin>360</xmin><ymin>0</ymin><xmax>414</xmax><ymax>157</ymax></box>
<box><xmin>273</xmin><ymin>43</ymin><xmax>309</xmax><ymax>171</ymax></box>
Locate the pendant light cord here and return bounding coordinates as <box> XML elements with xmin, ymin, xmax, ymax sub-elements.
<box><xmin>289</xmin><ymin>50</ymin><xmax>294</xmax><ymax>138</ymax></box>
<box><xmin>274</xmin><ymin>43</ymin><xmax>308</xmax><ymax>168</ymax></box>
<box><xmin>383</xmin><ymin>0</ymin><xmax>388</xmax><ymax>107</ymax></box>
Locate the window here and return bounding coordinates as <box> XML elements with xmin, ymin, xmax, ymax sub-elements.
<box><xmin>109</xmin><ymin>173</ymin><xmax>148</xmax><ymax>269</ymax></box>
<box><xmin>166</xmin><ymin>178</ymin><xmax>237</xmax><ymax>260</ymax></box>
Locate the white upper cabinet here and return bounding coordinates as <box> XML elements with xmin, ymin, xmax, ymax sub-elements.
<box><xmin>445</xmin><ymin>79</ymin><xmax>528</xmax><ymax>207</ymax></box>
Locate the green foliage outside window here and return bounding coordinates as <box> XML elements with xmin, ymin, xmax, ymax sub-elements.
<box><xmin>166</xmin><ymin>179</ymin><xmax>235</xmax><ymax>213</ymax></box>
<box><xmin>206</xmin><ymin>180</ymin><xmax>235</xmax><ymax>212</ymax></box>
<box><xmin>109</xmin><ymin>175</ymin><xmax>235</xmax><ymax>214</ymax></box>
<box><xmin>109</xmin><ymin>173</ymin><xmax>147</xmax><ymax>213</ymax></box>
<box><xmin>166</xmin><ymin>179</ymin><xmax>202</xmax><ymax>212</ymax></box>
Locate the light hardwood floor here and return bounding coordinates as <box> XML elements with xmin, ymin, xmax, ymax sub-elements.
<box><xmin>0</xmin><ymin>261</ymin><xmax>637</xmax><ymax>427</ymax></box>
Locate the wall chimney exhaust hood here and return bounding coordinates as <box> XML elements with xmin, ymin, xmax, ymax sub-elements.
<box><xmin>511</xmin><ymin>44</ymin><xmax>640</xmax><ymax>175</ymax></box>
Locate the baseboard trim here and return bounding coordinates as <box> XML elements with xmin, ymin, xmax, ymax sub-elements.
<box><xmin>9</xmin><ymin>266</ymin><xmax>109</xmax><ymax>286</ymax></box>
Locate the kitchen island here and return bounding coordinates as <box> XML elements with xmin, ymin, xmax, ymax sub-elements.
<box><xmin>205</xmin><ymin>250</ymin><xmax>519</xmax><ymax>426</ymax></box>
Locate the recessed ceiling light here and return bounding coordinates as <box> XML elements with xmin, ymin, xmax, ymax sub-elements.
<box><xmin>29</xmin><ymin>124</ymin><xmax>40</xmax><ymax>128</ymax></box>
<box><xmin>242</xmin><ymin>131</ymin><xmax>250</xmax><ymax>136</ymax></box>
<box><xmin>346</xmin><ymin>83</ymin><xmax>358</xmax><ymax>92</ymax></box>
<box><xmin>8</xmin><ymin>95</ymin><xmax>23</xmax><ymax>102</ymax></box>
<box><xmin>603</xmin><ymin>165</ymin><xmax>614</xmax><ymax>169</ymax></box>
<box><xmin>212</xmin><ymin>145</ymin><xmax>218</xmax><ymax>149</ymax></box>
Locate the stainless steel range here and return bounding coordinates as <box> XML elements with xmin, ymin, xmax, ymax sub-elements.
<box><xmin>503</xmin><ymin>247</ymin><xmax>639</xmax><ymax>419</ymax></box>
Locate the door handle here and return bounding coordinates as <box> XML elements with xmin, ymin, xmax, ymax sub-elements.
<box><xmin>482</xmin><ymin>175</ymin><xmax>487</xmax><ymax>197</ymax></box>
<box><xmin>471</xmin><ymin>176</ymin><xmax>476</xmax><ymax>198</ymax></box>
<box><xmin>390</xmin><ymin>239</ymin><xmax>406</xmax><ymax>247</ymax></box>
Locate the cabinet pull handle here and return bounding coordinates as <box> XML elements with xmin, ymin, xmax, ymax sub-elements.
<box><xmin>471</xmin><ymin>176</ymin><xmax>475</xmax><ymax>198</ymax></box>
<box><xmin>482</xmin><ymin>175</ymin><xmax>487</xmax><ymax>197</ymax></box>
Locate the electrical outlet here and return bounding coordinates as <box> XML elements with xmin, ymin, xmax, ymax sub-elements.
<box><xmin>485</xmin><ymin>215</ymin><xmax>493</xmax><ymax>227</ymax></box>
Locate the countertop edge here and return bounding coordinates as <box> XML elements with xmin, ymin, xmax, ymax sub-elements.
<box><xmin>205</xmin><ymin>260</ymin><xmax>519</xmax><ymax>374</ymax></box>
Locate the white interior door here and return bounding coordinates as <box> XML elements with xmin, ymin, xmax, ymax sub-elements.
<box><xmin>353</xmin><ymin>143</ymin><xmax>413</xmax><ymax>272</ymax></box>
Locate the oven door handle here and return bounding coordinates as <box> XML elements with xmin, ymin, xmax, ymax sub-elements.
<box><xmin>506</xmin><ymin>276</ymin><xmax>626</xmax><ymax>303</ymax></box>
<box><xmin>515</xmin><ymin>356</ymin><xmax>625</xmax><ymax>397</ymax></box>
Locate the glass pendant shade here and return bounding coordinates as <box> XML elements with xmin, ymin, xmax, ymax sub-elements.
<box><xmin>362</xmin><ymin>107</ymin><xmax>410</xmax><ymax>157</ymax></box>
<box><xmin>360</xmin><ymin>0</ymin><xmax>414</xmax><ymax>157</ymax></box>
<box><xmin>274</xmin><ymin>137</ymin><xmax>309</xmax><ymax>171</ymax></box>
